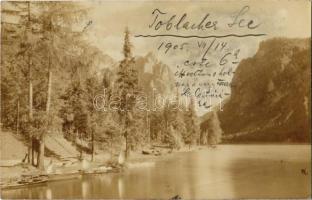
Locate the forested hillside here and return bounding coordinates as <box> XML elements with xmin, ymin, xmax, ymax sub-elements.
<box><xmin>1</xmin><ymin>2</ymin><xmax>203</xmax><ymax>168</ymax></box>
<box><xmin>218</xmin><ymin>38</ymin><xmax>311</xmax><ymax>143</ymax></box>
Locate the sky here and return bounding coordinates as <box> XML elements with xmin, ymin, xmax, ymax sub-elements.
<box><xmin>84</xmin><ymin>0</ymin><xmax>311</xmax><ymax>60</ymax></box>
<box><xmin>80</xmin><ymin>0</ymin><xmax>311</xmax><ymax>115</ymax></box>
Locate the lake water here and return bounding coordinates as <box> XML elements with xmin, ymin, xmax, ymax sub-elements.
<box><xmin>1</xmin><ymin>145</ymin><xmax>311</xmax><ymax>199</ymax></box>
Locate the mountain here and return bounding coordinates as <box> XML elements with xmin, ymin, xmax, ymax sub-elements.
<box><xmin>217</xmin><ymin>38</ymin><xmax>311</xmax><ymax>143</ymax></box>
<box><xmin>87</xmin><ymin>47</ymin><xmax>116</xmax><ymax>77</ymax></box>
<box><xmin>135</xmin><ymin>52</ymin><xmax>176</xmax><ymax>100</ymax></box>
<box><xmin>97</xmin><ymin>52</ymin><xmax>176</xmax><ymax>103</ymax></box>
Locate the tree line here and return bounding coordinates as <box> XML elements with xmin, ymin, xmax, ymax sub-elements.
<box><xmin>1</xmin><ymin>1</ymin><xmax>222</xmax><ymax>169</ymax></box>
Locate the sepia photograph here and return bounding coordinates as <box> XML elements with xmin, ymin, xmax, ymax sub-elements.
<box><xmin>0</xmin><ymin>0</ymin><xmax>311</xmax><ymax>199</ymax></box>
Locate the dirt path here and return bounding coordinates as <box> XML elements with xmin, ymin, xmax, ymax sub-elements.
<box><xmin>0</xmin><ymin>131</ymin><xmax>27</xmax><ymax>162</ymax></box>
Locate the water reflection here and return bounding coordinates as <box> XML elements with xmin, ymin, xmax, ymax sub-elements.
<box><xmin>118</xmin><ymin>177</ymin><xmax>124</xmax><ymax>198</ymax></box>
<box><xmin>98</xmin><ymin>173</ymin><xmax>112</xmax><ymax>185</ymax></box>
<box><xmin>46</xmin><ymin>188</ymin><xmax>52</xmax><ymax>200</ymax></box>
<box><xmin>1</xmin><ymin>145</ymin><xmax>310</xmax><ymax>199</ymax></box>
<box><xmin>81</xmin><ymin>180</ymin><xmax>88</xmax><ymax>198</ymax></box>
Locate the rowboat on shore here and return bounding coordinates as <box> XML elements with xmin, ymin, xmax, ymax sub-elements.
<box><xmin>1</xmin><ymin>177</ymin><xmax>48</xmax><ymax>190</ymax></box>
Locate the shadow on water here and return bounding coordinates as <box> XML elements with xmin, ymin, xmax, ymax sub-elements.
<box><xmin>1</xmin><ymin>145</ymin><xmax>311</xmax><ymax>199</ymax></box>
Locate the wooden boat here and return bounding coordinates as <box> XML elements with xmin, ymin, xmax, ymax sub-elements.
<box><xmin>1</xmin><ymin>177</ymin><xmax>48</xmax><ymax>190</ymax></box>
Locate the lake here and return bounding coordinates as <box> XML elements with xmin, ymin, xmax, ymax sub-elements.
<box><xmin>1</xmin><ymin>145</ymin><xmax>311</xmax><ymax>199</ymax></box>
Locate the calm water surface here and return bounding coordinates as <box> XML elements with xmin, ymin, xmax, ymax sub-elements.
<box><xmin>1</xmin><ymin>145</ymin><xmax>311</xmax><ymax>199</ymax></box>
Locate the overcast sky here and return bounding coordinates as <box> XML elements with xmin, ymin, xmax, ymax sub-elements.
<box><xmin>81</xmin><ymin>0</ymin><xmax>311</xmax><ymax>115</ymax></box>
<box><xmin>84</xmin><ymin>0</ymin><xmax>311</xmax><ymax>60</ymax></box>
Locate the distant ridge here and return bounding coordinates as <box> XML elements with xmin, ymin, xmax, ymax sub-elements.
<box><xmin>217</xmin><ymin>37</ymin><xmax>311</xmax><ymax>143</ymax></box>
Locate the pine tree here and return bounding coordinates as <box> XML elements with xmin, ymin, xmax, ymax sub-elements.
<box><xmin>150</xmin><ymin>109</ymin><xmax>165</xmax><ymax>143</ymax></box>
<box><xmin>171</xmin><ymin>94</ymin><xmax>187</xmax><ymax>149</ymax></box>
<box><xmin>207</xmin><ymin>111</ymin><xmax>223</xmax><ymax>145</ymax></box>
<box><xmin>162</xmin><ymin>100</ymin><xmax>173</xmax><ymax>146</ymax></box>
<box><xmin>2</xmin><ymin>1</ymin><xmax>34</xmax><ymax>164</ymax></box>
<box><xmin>36</xmin><ymin>2</ymin><xmax>88</xmax><ymax>169</ymax></box>
<box><xmin>114</xmin><ymin>28</ymin><xmax>139</xmax><ymax>158</ymax></box>
<box><xmin>1</xmin><ymin>1</ymin><xmax>89</xmax><ymax>169</ymax></box>
<box><xmin>162</xmin><ymin>94</ymin><xmax>186</xmax><ymax>149</ymax></box>
<box><xmin>200</xmin><ymin>110</ymin><xmax>223</xmax><ymax>146</ymax></box>
<box><xmin>184</xmin><ymin>97</ymin><xmax>200</xmax><ymax>147</ymax></box>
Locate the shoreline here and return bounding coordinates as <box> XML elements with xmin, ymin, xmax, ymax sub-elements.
<box><xmin>0</xmin><ymin>145</ymin><xmax>203</xmax><ymax>190</ymax></box>
<box><xmin>1</xmin><ymin>143</ymin><xmax>310</xmax><ymax>190</ymax></box>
